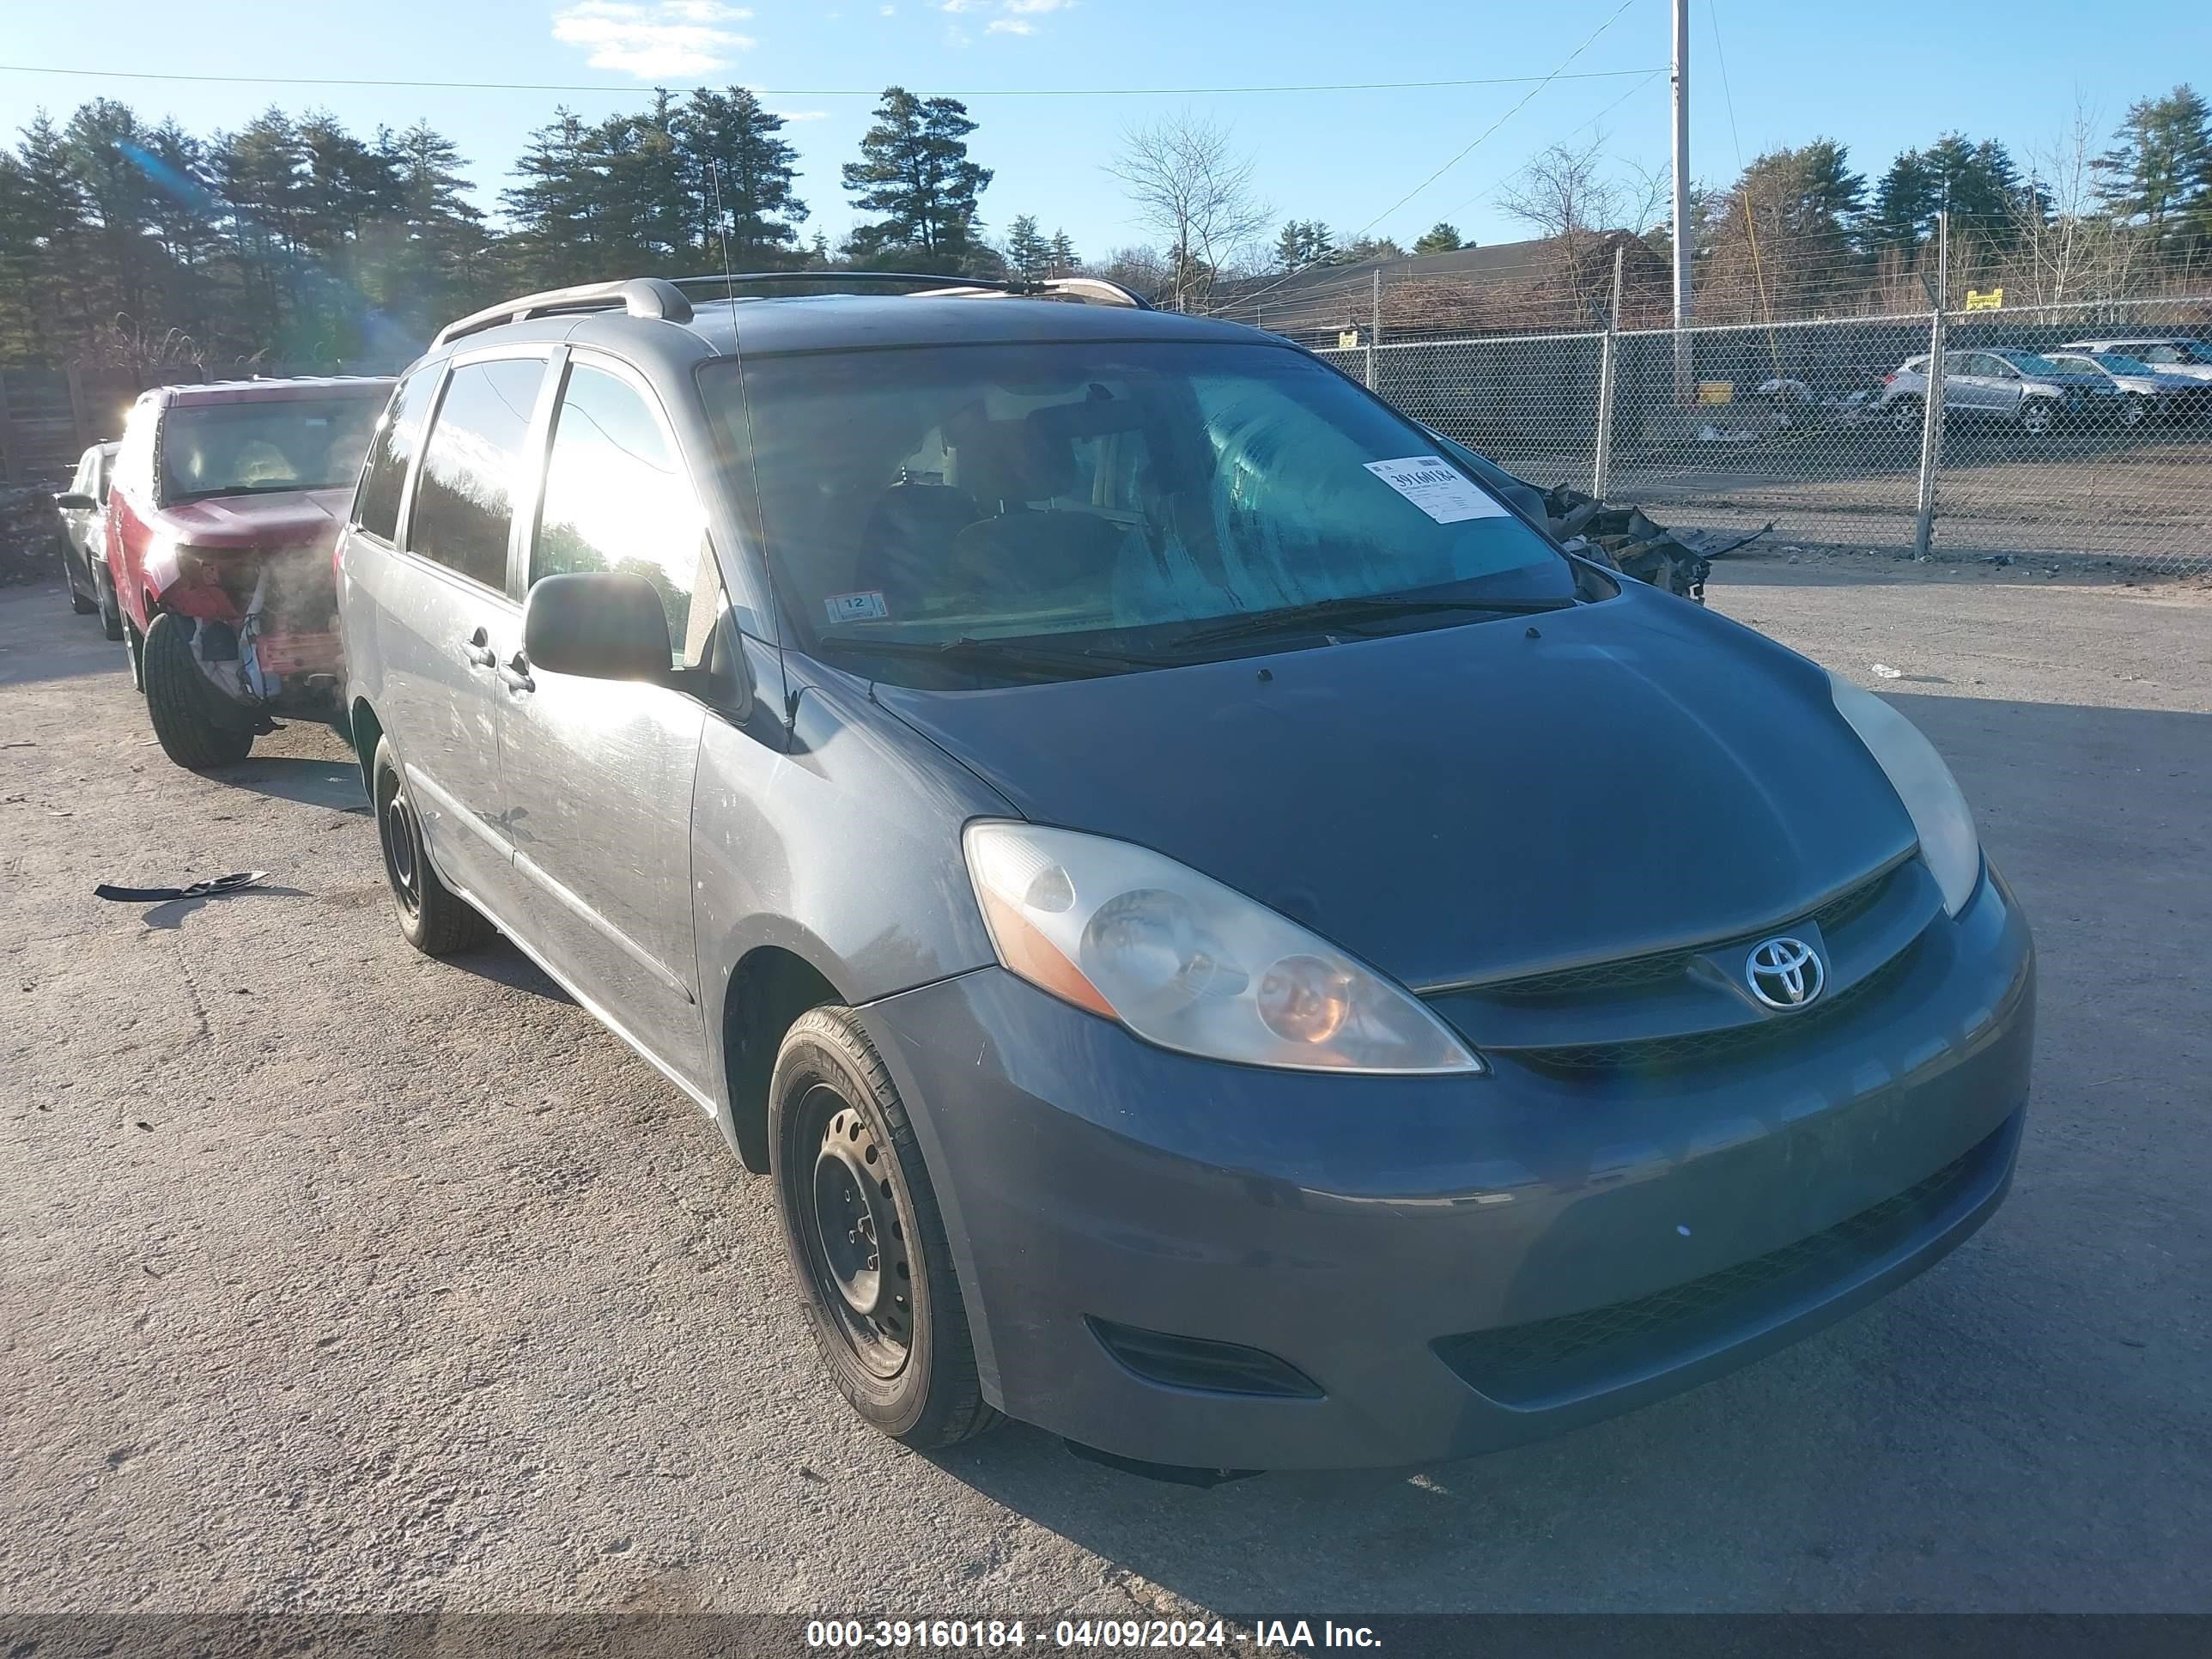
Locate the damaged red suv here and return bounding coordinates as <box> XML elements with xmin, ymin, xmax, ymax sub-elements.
<box><xmin>107</xmin><ymin>376</ymin><xmax>393</xmax><ymax>768</ymax></box>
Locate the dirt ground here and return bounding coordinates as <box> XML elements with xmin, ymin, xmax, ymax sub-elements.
<box><xmin>2</xmin><ymin>553</ymin><xmax>2208</xmax><ymax>1616</ymax></box>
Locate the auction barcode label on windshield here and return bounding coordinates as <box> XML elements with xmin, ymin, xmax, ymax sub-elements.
<box><xmin>1364</xmin><ymin>456</ymin><xmax>1508</xmax><ymax>524</ymax></box>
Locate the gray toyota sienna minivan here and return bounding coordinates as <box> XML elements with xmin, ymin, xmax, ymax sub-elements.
<box><xmin>336</xmin><ymin>272</ymin><xmax>2033</xmax><ymax>1473</ymax></box>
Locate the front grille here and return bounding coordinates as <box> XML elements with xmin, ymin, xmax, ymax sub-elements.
<box><xmin>1087</xmin><ymin>1318</ymin><xmax>1323</xmax><ymax>1400</ymax></box>
<box><xmin>1479</xmin><ymin>860</ymin><xmax>1905</xmax><ymax>1003</ymax></box>
<box><xmin>1506</xmin><ymin>938</ymin><xmax>1921</xmax><ymax>1074</ymax></box>
<box><xmin>1435</xmin><ymin>1121</ymin><xmax>2006</xmax><ymax>1393</ymax></box>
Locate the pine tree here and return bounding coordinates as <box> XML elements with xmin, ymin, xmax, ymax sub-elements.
<box><xmin>1413</xmin><ymin>222</ymin><xmax>1464</xmax><ymax>255</ymax></box>
<box><xmin>679</xmin><ymin>88</ymin><xmax>806</xmax><ymax>268</ymax></box>
<box><xmin>841</xmin><ymin>87</ymin><xmax>992</xmax><ymax>270</ymax></box>
<box><xmin>1046</xmin><ymin>228</ymin><xmax>1076</xmax><ymax>275</ymax></box>
<box><xmin>1005</xmin><ymin>214</ymin><xmax>1048</xmax><ymax>279</ymax></box>
<box><xmin>2094</xmin><ymin>85</ymin><xmax>2212</xmax><ymax>252</ymax></box>
<box><xmin>503</xmin><ymin>108</ymin><xmax>603</xmax><ymax>289</ymax></box>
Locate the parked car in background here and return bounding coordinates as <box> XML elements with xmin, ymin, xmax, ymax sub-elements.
<box><xmin>106</xmin><ymin>376</ymin><xmax>392</xmax><ymax>769</ymax></box>
<box><xmin>2042</xmin><ymin>349</ymin><xmax>2208</xmax><ymax>426</ymax></box>
<box><xmin>337</xmin><ymin>272</ymin><xmax>2033</xmax><ymax>1474</ymax></box>
<box><xmin>2058</xmin><ymin>337</ymin><xmax>2212</xmax><ymax>385</ymax></box>
<box><xmin>1876</xmin><ymin>349</ymin><xmax>2116</xmax><ymax>435</ymax></box>
<box><xmin>52</xmin><ymin>441</ymin><xmax>121</xmax><ymax>638</ymax></box>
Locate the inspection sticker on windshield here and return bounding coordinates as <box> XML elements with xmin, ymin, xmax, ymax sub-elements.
<box><xmin>824</xmin><ymin>589</ymin><xmax>890</xmax><ymax>624</ymax></box>
<box><xmin>1364</xmin><ymin>456</ymin><xmax>1508</xmax><ymax>524</ymax></box>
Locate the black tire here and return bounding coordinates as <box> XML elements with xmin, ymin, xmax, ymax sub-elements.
<box><xmin>770</xmin><ymin>1006</ymin><xmax>998</xmax><ymax>1450</ymax></box>
<box><xmin>2119</xmin><ymin>394</ymin><xmax>2149</xmax><ymax>429</ymax></box>
<box><xmin>1887</xmin><ymin>395</ymin><xmax>1923</xmax><ymax>439</ymax></box>
<box><xmin>371</xmin><ymin>737</ymin><xmax>496</xmax><ymax>957</ymax></box>
<box><xmin>2020</xmin><ymin>399</ymin><xmax>2055</xmax><ymax>436</ymax></box>
<box><xmin>94</xmin><ymin>564</ymin><xmax>125</xmax><ymax>641</ymax></box>
<box><xmin>66</xmin><ymin>551</ymin><xmax>98</xmax><ymax>615</ymax></box>
<box><xmin>143</xmin><ymin>611</ymin><xmax>253</xmax><ymax>770</ymax></box>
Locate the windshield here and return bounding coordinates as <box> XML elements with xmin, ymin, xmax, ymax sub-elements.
<box><xmin>159</xmin><ymin>395</ymin><xmax>384</xmax><ymax>503</ymax></box>
<box><xmin>702</xmin><ymin>340</ymin><xmax>1571</xmax><ymax>682</ymax></box>
<box><xmin>2088</xmin><ymin>353</ymin><xmax>2156</xmax><ymax>374</ymax></box>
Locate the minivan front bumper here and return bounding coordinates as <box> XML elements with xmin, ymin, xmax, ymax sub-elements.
<box><xmin>858</xmin><ymin>868</ymin><xmax>2033</xmax><ymax>1471</ymax></box>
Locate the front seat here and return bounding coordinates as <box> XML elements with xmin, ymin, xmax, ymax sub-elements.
<box><xmin>853</xmin><ymin>481</ymin><xmax>982</xmax><ymax>616</ymax></box>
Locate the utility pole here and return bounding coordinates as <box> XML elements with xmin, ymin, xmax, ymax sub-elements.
<box><xmin>1670</xmin><ymin>0</ymin><xmax>1692</xmax><ymax>404</ymax></box>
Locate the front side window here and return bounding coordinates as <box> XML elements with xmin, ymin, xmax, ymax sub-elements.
<box><xmin>157</xmin><ymin>395</ymin><xmax>384</xmax><ymax>505</ymax></box>
<box><xmin>406</xmin><ymin>357</ymin><xmax>547</xmax><ymax>591</ymax></box>
<box><xmin>531</xmin><ymin>362</ymin><xmax>715</xmax><ymax>668</ymax></box>
<box><xmin>352</xmin><ymin>370</ymin><xmax>434</xmax><ymax>543</ymax></box>
<box><xmin>114</xmin><ymin>400</ymin><xmax>158</xmax><ymax>501</ymax></box>
<box><xmin>700</xmin><ymin>340</ymin><xmax>1571</xmax><ymax>684</ymax></box>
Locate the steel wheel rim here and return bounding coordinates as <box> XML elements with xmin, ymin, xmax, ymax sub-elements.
<box><xmin>380</xmin><ymin>788</ymin><xmax>422</xmax><ymax>917</ymax></box>
<box><xmin>798</xmin><ymin>1084</ymin><xmax>913</xmax><ymax>1380</ymax></box>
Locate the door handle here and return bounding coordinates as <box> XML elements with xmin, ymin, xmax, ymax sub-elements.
<box><xmin>498</xmin><ymin>652</ymin><xmax>536</xmax><ymax>695</ymax></box>
<box><xmin>461</xmin><ymin>628</ymin><xmax>496</xmax><ymax>669</ymax></box>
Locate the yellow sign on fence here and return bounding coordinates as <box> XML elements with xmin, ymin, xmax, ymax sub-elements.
<box><xmin>1696</xmin><ymin>381</ymin><xmax>1735</xmax><ymax>404</ymax></box>
<box><xmin>1338</xmin><ymin>330</ymin><xmax>1360</xmax><ymax>349</ymax></box>
<box><xmin>1964</xmin><ymin>289</ymin><xmax>2004</xmax><ymax>312</ymax></box>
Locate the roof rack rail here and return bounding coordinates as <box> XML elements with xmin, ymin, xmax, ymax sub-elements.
<box><xmin>431</xmin><ymin>276</ymin><xmax>694</xmax><ymax>349</ymax></box>
<box><xmin>430</xmin><ymin>268</ymin><xmax>1156</xmax><ymax>349</ymax></box>
<box><xmin>662</xmin><ymin>271</ymin><xmax>1153</xmax><ymax>309</ymax></box>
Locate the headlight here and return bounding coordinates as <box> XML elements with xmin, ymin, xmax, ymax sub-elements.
<box><xmin>1831</xmin><ymin>676</ymin><xmax>1982</xmax><ymax>915</ymax></box>
<box><xmin>963</xmin><ymin>822</ymin><xmax>1483</xmax><ymax>1075</ymax></box>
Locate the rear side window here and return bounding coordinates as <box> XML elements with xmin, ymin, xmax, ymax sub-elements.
<box><xmin>406</xmin><ymin>357</ymin><xmax>546</xmax><ymax>590</ymax></box>
<box><xmin>353</xmin><ymin>370</ymin><xmax>434</xmax><ymax>542</ymax></box>
<box><xmin>532</xmin><ymin>362</ymin><xmax>714</xmax><ymax>668</ymax></box>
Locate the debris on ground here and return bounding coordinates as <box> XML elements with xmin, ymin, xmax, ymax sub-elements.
<box><xmin>1871</xmin><ymin>664</ymin><xmax>1905</xmax><ymax>679</ymax></box>
<box><xmin>94</xmin><ymin>871</ymin><xmax>269</xmax><ymax>904</ymax></box>
<box><xmin>1535</xmin><ymin>484</ymin><xmax>1774</xmax><ymax>604</ymax></box>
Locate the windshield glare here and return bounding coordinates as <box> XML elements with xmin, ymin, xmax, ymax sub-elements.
<box><xmin>160</xmin><ymin>396</ymin><xmax>384</xmax><ymax>503</ymax></box>
<box><xmin>703</xmin><ymin>341</ymin><xmax>1570</xmax><ymax>677</ymax></box>
<box><xmin>1996</xmin><ymin>351</ymin><xmax>2070</xmax><ymax>375</ymax></box>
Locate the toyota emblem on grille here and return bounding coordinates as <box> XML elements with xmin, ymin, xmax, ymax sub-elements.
<box><xmin>1746</xmin><ymin>936</ymin><xmax>1825</xmax><ymax>1010</ymax></box>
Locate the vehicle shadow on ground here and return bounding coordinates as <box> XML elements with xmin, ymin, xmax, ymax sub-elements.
<box><xmin>445</xmin><ymin>936</ymin><xmax>573</xmax><ymax>1004</ymax></box>
<box><xmin>932</xmin><ymin>693</ymin><xmax>2212</xmax><ymax>1613</ymax></box>
<box><xmin>216</xmin><ymin>755</ymin><xmax>369</xmax><ymax>814</ymax></box>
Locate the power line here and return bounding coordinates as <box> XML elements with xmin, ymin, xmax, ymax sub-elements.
<box><xmin>1346</xmin><ymin>0</ymin><xmax>1644</xmax><ymax>236</ymax></box>
<box><xmin>1437</xmin><ymin>64</ymin><xmax>1666</xmax><ymax>220</ymax></box>
<box><xmin>1208</xmin><ymin>0</ymin><xmax>1649</xmax><ymax>319</ymax></box>
<box><xmin>0</xmin><ymin>61</ymin><xmax>1666</xmax><ymax>100</ymax></box>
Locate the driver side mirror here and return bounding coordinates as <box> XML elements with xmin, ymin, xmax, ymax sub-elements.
<box><xmin>54</xmin><ymin>492</ymin><xmax>96</xmax><ymax>511</ymax></box>
<box><xmin>522</xmin><ymin>572</ymin><xmax>673</xmax><ymax>684</ymax></box>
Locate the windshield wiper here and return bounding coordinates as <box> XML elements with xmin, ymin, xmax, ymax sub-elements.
<box><xmin>811</xmin><ymin>632</ymin><xmax>1164</xmax><ymax>679</ymax></box>
<box><xmin>1167</xmin><ymin>592</ymin><xmax>1575</xmax><ymax>649</ymax></box>
<box><xmin>167</xmin><ymin>482</ymin><xmax>333</xmax><ymax>503</ymax></box>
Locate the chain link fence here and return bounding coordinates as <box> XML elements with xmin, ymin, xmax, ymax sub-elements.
<box><xmin>1310</xmin><ymin>295</ymin><xmax>2212</xmax><ymax>574</ymax></box>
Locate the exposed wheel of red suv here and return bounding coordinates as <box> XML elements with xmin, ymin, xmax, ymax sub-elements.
<box><xmin>142</xmin><ymin>611</ymin><xmax>253</xmax><ymax>770</ymax></box>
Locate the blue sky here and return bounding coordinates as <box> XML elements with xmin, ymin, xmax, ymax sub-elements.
<box><xmin>3</xmin><ymin>0</ymin><xmax>2205</xmax><ymax>261</ymax></box>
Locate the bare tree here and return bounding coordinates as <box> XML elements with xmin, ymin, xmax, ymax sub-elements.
<box><xmin>1496</xmin><ymin>137</ymin><xmax>1626</xmax><ymax>276</ymax></box>
<box><xmin>2013</xmin><ymin>98</ymin><xmax>2149</xmax><ymax>304</ymax></box>
<box><xmin>1107</xmin><ymin>113</ymin><xmax>1273</xmax><ymax>311</ymax></box>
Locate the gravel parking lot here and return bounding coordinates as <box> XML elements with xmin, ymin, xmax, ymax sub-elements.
<box><xmin>3</xmin><ymin>554</ymin><xmax>2208</xmax><ymax>1616</ymax></box>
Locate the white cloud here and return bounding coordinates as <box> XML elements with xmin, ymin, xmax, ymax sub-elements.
<box><xmin>939</xmin><ymin>0</ymin><xmax>985</xmax><ymax>10</ymax></box>
<box><xmin>985</xmin><ymin>15</ymin><xmax>1032</xmax><ymax>31</ymax></box>
<box><xmin>550</xmin><ymin>0</ymin><xmax>755</xmax><ymax>77</ymax></box>
<box><xmin>1004</xmin><ymin>0</ymin><xmax>1067</xmax><ymax>11</ymax></box>
<box><xmin>772</xmin><ymin>109</ymin><xmax>830</xmax><ymax>121</ymax></box>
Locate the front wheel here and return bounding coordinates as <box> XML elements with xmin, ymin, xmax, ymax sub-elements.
<box><xmin>143</xmin><ymin>611</ymin><xmax>252</xmax><ymax>770</ymax></box>
<box><xmin>2020</xmin><ymin>400</ymin><xmax>2056</xmax><ymax>436</ymax></box>
<box><xmin>1887</xmin><ymin>395</ymin><xmax>1923</xmax><ymax>438</ymax></box>
<box><xmin>372</xmin><ymin>737</ymin><xmax>496</xmax><ymax>957</ymax></box>
<box><xmin>770</xmin><ymin>1006</ymin><xmax>998</xmax><ymax>1450</ymax></box>
<box><xmin>2119</xmin><ymin>394</ymin><xmax>2150</xmax><ymax>428</ymax></box>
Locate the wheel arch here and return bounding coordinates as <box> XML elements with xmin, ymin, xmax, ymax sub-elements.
<box><xmin>720</xmin><ymin>945</ymin><xmax>845</xmax><ymax>1174</ymax></box>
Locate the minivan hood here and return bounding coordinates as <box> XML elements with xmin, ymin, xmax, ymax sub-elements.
<box><xmin>154</xmin><ymin>487</ymin><xmax>350</xmax><ymax>553</ymax></box>
<box><xmin>872</xmin><ymin>586</ymin><xmax>1920</xmax><ymax>991</ymax></box>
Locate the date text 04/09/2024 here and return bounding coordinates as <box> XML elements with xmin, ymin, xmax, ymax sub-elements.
<box><xmin>804</xmin><ymin>1620</ymin><xmax>1383</xmax><ymax>1650</ymax></box>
